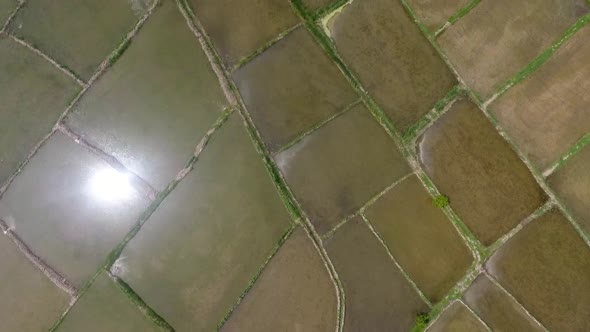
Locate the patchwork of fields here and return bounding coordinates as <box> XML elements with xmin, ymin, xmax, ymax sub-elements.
<box><xmin>1</xmin><ymin>0</ymin><xmax>589</xmax><ymax>331</ymax></box>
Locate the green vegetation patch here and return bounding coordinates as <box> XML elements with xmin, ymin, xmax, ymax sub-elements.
<box><xmin>412</xmin><ymin>312</ymin><xmax>431</xmax><ymax>331</ymax></box>
<box><xmin>433</xmin><ymin>194</ymin><xmax>450</xmax><ymax>208</ymax></box>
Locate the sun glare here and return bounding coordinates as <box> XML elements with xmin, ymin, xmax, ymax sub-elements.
<box><xmin>88</xmin><ymin>168</ymin><xmax>134</xmax><ymax>202</ymax></box>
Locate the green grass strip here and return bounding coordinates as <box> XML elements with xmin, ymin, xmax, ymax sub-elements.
<box><xmin>274</xmin><ymin>99</ymin><xmax>362</xmax><ymax>155</ymax></box>
<box><xmin>546</xmin><ymin>132</ymin><xmax>590</xmax><ymax>175</ymax></box>
<box><xmin>49</xmin><ymin>269</ymin><xmax>103</xmax><ymax>331</ymax></box>
<box><xmin>482</xmin><ymin>201</ymin><xmax>553</xmax><ymax>259</ymax></box>
<box><xmin>52</xmin><ymin>109</ymin><xmax>235</xmax><ymax>331</ymax></box>
<box><xmin>291</xmin><ymin>0</ymin><xmax>408</xmax><ymax>148</ymax></box>
<box><xmin>107</xmin><ymin>1</ymin><xmax>163</xmax><ymax>66</ymax></box>
<box><xmin>290</xmin><ymin>0</ymin><xmax>364</xmax><ymax>92</ymax></box>
<box><xmin>398</xmin><ymin>0</ymin><xmax>434</xmax><ymax>37</ymax></box>
<box><xmin>215</xmin><ymin>225</ymin><xmax>296</xmax><ymax>330</ymax></box>
<box><xmin>433</xmin><ymin>0</ymin><xmax>482</xmax><ymax>36</ymax></box>
<box><xmin>51</xmin><ymin>269</ymin><xmax>175</xmax><ymax>332</ymax></box>
<box><xmin>292</xmin><ymin>0</ymin><xmax>485</xmax><ymax>254</ymax></box>
<box><xmin>315</xmin><ymin>0</ymin><xmax>350</xmax><ymax>19</ymax></box>
<box><xmin>237</xmin><ymin>111</ymin><xmax>304</xmax><ymax>222</ymax></box>
<box><xmin>112</xmin><ymin>275</ymin><xmax>175</xmax><ymax>331</ymax></box>
<box><xmin>179</xmin><ymin>0</ymin><xmax>304</xmax><ymax>223</ymax></box>
<box><xmin>104</xmin><ymin>108</ymin><xmax>234</xmax><ymax>269</ymax></box>
<box><xmin>447</xmin><ymin>0</ymin><xmax>481</xmax><ymax>25</ymax></box>
<box><xmin>402</xmin><ymin>85</ymin><xmax>462</xmax><ymax>144</ymax></box>
<box><xmin>231</xmin><ymin>23</ymin><xmax>301</xmax><ymax>72</ymax></box>
<box><xmin>176</xmin><ymin>0</ymin><xmax>229</xmax><ymax>73</ymax></box>
<box><xmin>409</xmin><ymin>263</ymin><xmax>481</xmax><ymax>331</ymax></box>
<box><xmin>491</xmin><ymin>13</ymin><xmax>590</xmax><ymax>101</ymax></box>
<box><xmin>411</xmin><ymin>264</ymin><xmax>481</xmax><ymax>332</ymax></box>
<box><xmin>415</xmin><ymin>172</ymin><xmax>486</xmax><ymax>256</ymax></box>
<box><xmin>295</xmin><ymin>0</ymin><xmax>488</xmax><ymax>317</ymax></box>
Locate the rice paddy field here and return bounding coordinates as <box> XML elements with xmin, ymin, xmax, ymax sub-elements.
<box><xmin>1</xmin><ymin>0</ymin><xmax>589</xmax><ymax>331</ymax></box>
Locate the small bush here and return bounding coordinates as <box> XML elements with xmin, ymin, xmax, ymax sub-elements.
<box><xmin>415</xmin><ymin>312</ymin><xmax>430</xmax><ymax>330</ymax></box>
<box><xmin>432</xmin><ymin>194</ymin><xmax>449</xmax><ymax>208</ymax></box>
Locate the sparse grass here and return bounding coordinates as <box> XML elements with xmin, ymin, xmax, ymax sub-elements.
<box><xmin>433</xmin><ymin>194</ymin><xmax>449</xmax><ymax>208</ymax></box>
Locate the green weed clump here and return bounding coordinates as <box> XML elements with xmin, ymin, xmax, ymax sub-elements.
<box><xmin>433</xmin><ymin>195</ymin><xmax>449</xmax><ymax>208</ymax></box>
<box><xmin>414</xmin><ymin>312</ymin><xmax>431</xmax><ymax>330</ymax></box>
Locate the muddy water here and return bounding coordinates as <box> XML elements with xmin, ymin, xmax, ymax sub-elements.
<box><xmin>418</xmin><ymin>99</ymin><xmax>545</xmax><ymax>245</ymax></box>
<box><xmin>233</xmin><ymin>27</ymin><xmax>357</xmax><ymax>152</ymax></box>
<box><xmin>221</xmin><ymin>228</ymin><xmax>337</xmax><ymax>332</ymax></box>
<box><xmin>491</xmin><ymin>25</ymin><xmax>590</xmax><ymax>170</ymax></box>
<box><xmin>438</xmin><ymin>0</ymin><xmax>588</xmax><ymax>97</ymax></box>
<box><xmin>66</xmin><ymin>0</ymin><xmax>227</xmax><ymax>190</ymax></box>
<box><xmin>189</xmin><ymin>0</ymin><xmax>299</xmax><ymax>67</ymax></box>
<box><xmin>549</xmin><ymin>145</ymin><xmax>590</xmax><ymax>234</ymax></box>
<box><xmin>0</xmin><ymin>132</ymin><xmax>149</xmax><ymax>286</ymax></box>
<box><xmin>329</xmin><ymin>0</ymin><xmax>456</xmax><ymax>131</ymax></box>
<box><xmin>118</xmin><ymin>114</ymin><xmax>291</xmax><ymax>332</ymax></box>
<box><xmin>0</xmin><ymin>37</ymin><xmax>78</xmax><ymax>185</ymax></box>
<box><xmin>8</xmin><ymin>0</ymin><xmax>148</xmax><ymax>80</ymax></box>
<box><xmin>0</xmin><ymin>231</ymin><xmax>70</xmax><ymax>331</ymax></box>
<box><xmin>463</xmin><ymin>274</ymin><xmax>544</xmax><ymax>332</ymax></box>
<box><xmin>486</xmin><ymin>209</ymin><xmax>590</xmax><ymax>331</ymax></box>
<box><xmin>57</xmin><ymin>272</ymin><xmax>160</xmax><ymax>332</ymax></box>
<box><xmin>275</xmin><ymin>104</ymin><xmax>410</xmax><ymax>235</ymax></box>
<box><xmin>428</xmin><ymin>301</ymin><xmax>488</xmax><ymax>332</ymax></box>
<box><xmin>365</xmin><ymin>175</ymin><xmax>473</xmax><ymax>302</ymax></box>
<box><xmin>325</xmin><ymin>217</ymin><xmax>428</xmax><ymax>331</ymax></box>
<box><xmin>406</xmin><ymin>0</ymin><xmax>471</xmax><ymax>31</ymax></box>
<box><xmin>0</xmin><ymin>0</ymin><xmax>17</xmax><ymax>25</ymax></box>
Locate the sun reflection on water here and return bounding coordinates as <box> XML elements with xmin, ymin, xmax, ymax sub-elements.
<box><xmin>88</xmin><ymin>168</ymin><xmax>134</xmax><ymax>202</ymax></box>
